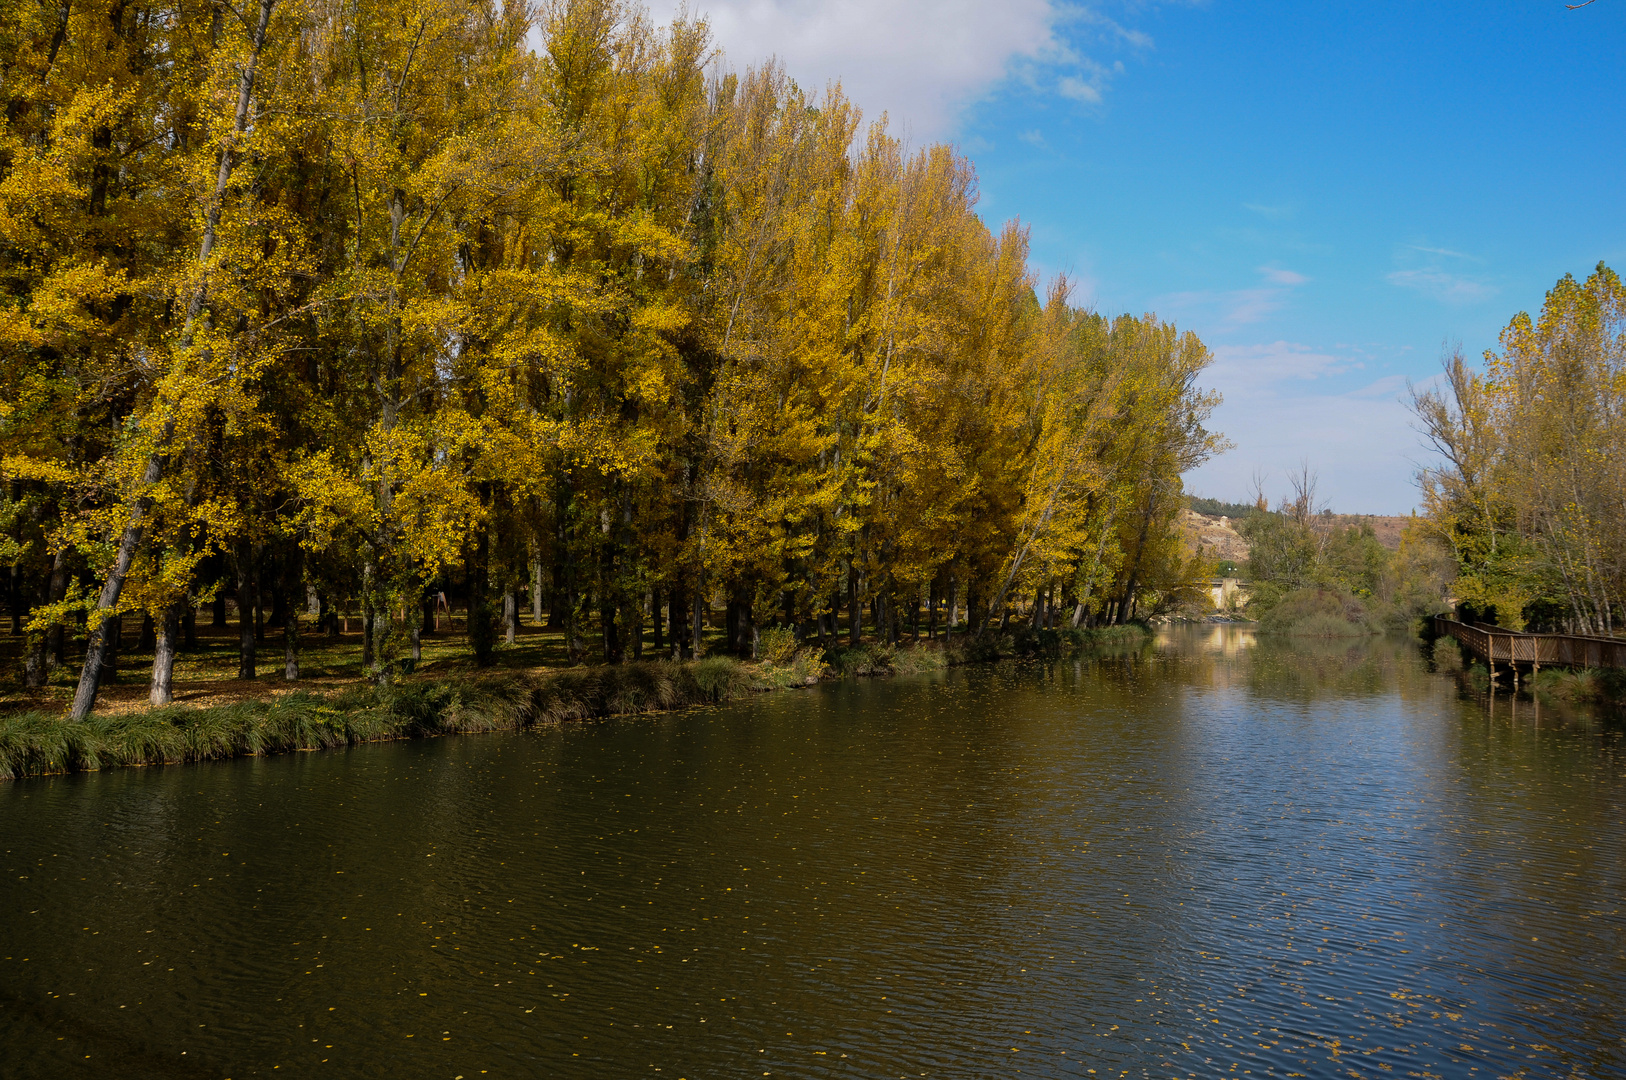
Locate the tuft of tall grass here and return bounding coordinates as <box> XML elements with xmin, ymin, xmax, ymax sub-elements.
<box><xmin>890</xmin><ymin>644</ymin><xmax>949</xmax><ymax>675</ymax></box>
<box><xmin>1528</xmin><ymin>666</ymin><xmax>1626</xmax><ymax>704</ymax></box>
<box><xmin>689</xmin><ymin>656</ymin><xmax>755</xmax><ymax>701</ymax></box>
<box><xmin>0</xmin><ymin>711</ymin><xmax>89</xmax><ymax>779</ymax></box>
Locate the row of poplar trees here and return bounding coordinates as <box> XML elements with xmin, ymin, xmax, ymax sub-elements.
<box><xmin>0</xmin><ymin>0</ymin><xmax>1223</xmax><ymax>718</ymax></box>
<box><xmin>1413</xmin><ymin>263</ymin><xmax>1626</xmax><ymax>635</ymax></box>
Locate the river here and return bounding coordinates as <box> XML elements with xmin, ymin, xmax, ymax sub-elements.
<box><xmin>2</xmin><ymin>627</ymin><xmax>1623</xmax><ymax>1078</ymax></box>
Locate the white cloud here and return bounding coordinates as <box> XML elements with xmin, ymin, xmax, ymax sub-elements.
<box><xmin>1206</xmin><ymin>341</ymin><xmax>1356</xmax><ymax>388</ymax></box>
<box><xmin>1258</xmin><ymin>266</ymin><xmax>1308</xmax><ymax>286</ymax></box>
<box><xmin>1056</xmin><ymin>74</ymin><xmax>1104</xmax><ymax>103</ymax></box>
<box><xmin>643</xmin><ymin>1</ymin><xmax>1148</xmax><ymax>139</ymax></box>
<box><xmin>1386</xmin><ymin>242</ymin><xmax>1496</xmax><ymax>305</ymax></box>
<box><xmin>1386</xmin><ymin>268</ymin><xmax>1498</xmax><ymax>305</ymax></box>
<box><xmin>1186</xmin><ymin>341</ymin><xmax>1420</xmax><ymax>514</ymax></box>
<box><xmin>1154</xmin><ymin>267</ymin><xmax>1310</xmax><ymax>329</ymax></box>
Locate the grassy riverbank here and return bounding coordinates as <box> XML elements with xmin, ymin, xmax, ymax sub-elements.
<box><xmin>0</xmin><ymin>625</ymin><xmax>1150</xmax><ymax>781</ymax></box>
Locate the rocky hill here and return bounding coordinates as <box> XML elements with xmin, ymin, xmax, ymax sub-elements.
<box><xmin>1181</xmin><ymin>510</ymin><xmax>1418</xmax><ymax>568</ymax></box>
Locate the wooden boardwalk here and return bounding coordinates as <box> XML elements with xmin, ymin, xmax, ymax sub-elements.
<box><xmin>1432</xmin><ymin>615</ymin><xmax>1626</xmax><ymax>681</ymax></box>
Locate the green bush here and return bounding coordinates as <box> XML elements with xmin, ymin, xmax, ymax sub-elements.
<box><xmin>1258</xmin><ymin>588</ymin><xmax>1375</xmax><ymax>637</ymax></box>
<box><xmin>758</xmin><ymin>626</ymin><xmax>798</xmax><ymax>665</ymax></box>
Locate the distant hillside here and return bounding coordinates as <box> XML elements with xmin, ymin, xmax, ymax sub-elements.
<box><xmin>1324</xmin><ymin>514</ymin><xmax>1413</xmax><ymax>551</ymax></box>
<box><xmin>1188</xmin><ymin>495</ymin><xmax>1259</xmax><ymax>519</ymax></box>
<box><xmin>1188</xmin><ymin>495</ymin><xmax>1414</xmax><ymax>553</ymax></box>
<box><xmin>1182</xmin><ymin>504</ymin><xmax>1417</xmax><ymax>568</ymax></box>
<box><xmin>1181</xmin><ymin>510</ymin><xmax>1251</xmax><ymax>564</ymax></box>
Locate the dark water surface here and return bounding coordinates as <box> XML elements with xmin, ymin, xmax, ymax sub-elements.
<box><xmin>3</xmin><ymin>628</ymin><xmax>1624</xmax><ymax>1079</ymax></box>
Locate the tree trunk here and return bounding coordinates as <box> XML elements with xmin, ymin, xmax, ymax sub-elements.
<box><xmin>848</xmin><ymin>562</ymin><xmax>861</xmax><ymax>646</ymax></box>
<box><xmin>237</xmin><ymin>543</ymin><xmax>257</xmax><ymax>680</ymax></box>
<box><xmin>212</xmin><ymin>593</ymin><xmax>227</xmax><ymax>627</ymax></box>
<box><xmin>183</xmin><ymin>601</ymin><xmax>197</xmax><ymax>649</ymax></box>
<box><xmin>651</xmin><ymin>587</ymin><xmax>664</xmax><ymax>652</ymax></box>
<box><xmin>470</xmin><ymin>525</ymin><xmax>494</xmax><ymax>667</ymax></box>
<box><xmin>99</xmin><ymin>613</ymin><xmax>122</xmax><ymax>684</ymax></box>
<box><xmin>690</xmin><ymin>587</ymin><xmax>704</xmax><ymax>658</ymax></box>
<box><xmin>282</xmin><ymin>568</ymin><xmax>300</xmax><ymax>682</ymax></box>
<box><xmin>667</xmin><ymin>585</ymin><xmax>685</xmax><ymax>659</ymax></box>
<box><xmin>420</xmin><ymin>592</ymin><xmax>435</xmax><ymax>639</ymax></box>
<box><xmin>150</xmin><ymin>600</ymin><xmax>182</xmax><ymax>706</ymax></box>
<box><xmin>503</xmin><ymin>589</ymin><xmax>517</xmax><ymax>646</ymax></box>
<box><xmin>531</xmin><ymin>558</ymin><xmax>544</xmax><ymax>625</ymax></box>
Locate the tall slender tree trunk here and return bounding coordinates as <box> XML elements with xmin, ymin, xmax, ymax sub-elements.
<box><xmin>531</xmin><ymin>557</ymin><xmax>544</xmax><ymax>625</ymax></box>
<box><xmin>471</xmin><ymin>525</ymin><xmax>494</xmax><ymax>667</ymax></box>
<box><xmin>282</xmin><ymin>548</ymin><xmax>301</xmax><ymax>681</ymax></box>
<box><xmin>150</xmin><ymin>599</ymin><xmax>183</xmax><ymax>706</ymax></box>
<box><xmin>99</xmin><ymin>614</ymin><xmax>122</xmax><ymax>684</ymax></box>
<box><xmin>848</xmin><ymin>562</ymin><xmax>861</xmax><ymax>646</ymax></box>
<box><xmin>691</xmin><ymin>586</ymin><xmax>704</xmax><ymax>658</ymax></box>
<box><xmin>237</xmin><ymin>542</ymin><xmax>257</xmax><ymax>680</ymax></box>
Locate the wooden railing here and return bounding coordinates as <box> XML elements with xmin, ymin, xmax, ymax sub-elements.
<box><xmin>1433</xmin><ymin>615</ymin><xmax>1626</xmax><ymax>670</ymax></box>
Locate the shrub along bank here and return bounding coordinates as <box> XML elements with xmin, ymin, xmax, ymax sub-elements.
<box><xmin>0</xmin><ymin>626</ymin><xmax>1152</xmax><ymax>781</ymax></box>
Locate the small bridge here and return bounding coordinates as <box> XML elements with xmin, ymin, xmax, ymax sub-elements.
<box><xmin>1432</xmin><ymin>615</ymin><xmax>1626</xmax><ymax>684</ymax></box>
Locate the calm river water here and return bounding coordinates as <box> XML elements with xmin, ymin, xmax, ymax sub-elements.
<box><xmin>3</xmin><ymin>628</ymin><xmax>1624</xmax><ymax>1079</ymax></box>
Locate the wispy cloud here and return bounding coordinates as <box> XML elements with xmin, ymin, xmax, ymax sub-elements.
<box><xmin>1387</xmin><ymin>242</ymin><xmax>1496</xmax><ymax>305</ymax></box>
<box><xmin>1243</xmin><ymin>202</ymin><xmax>1295</xmax><ymax>221</ymax></box>
<box><xmin>1407</xmin><ymin>244</ymin><xmax>1478</xmax><ymax>261</ymax></box>
<box><xmin>1206</xmin><ymin>341</ymin><xmax>1358</xmax><ymax>388</ymax></box>
<box><xmin>1056</xmin><ymin>75</ymin><xmax>1104</xmax><ymax>103</ymax></box>
<box><xmin>1258</xmin><ymin>266</ymin><xmax>1308</xmax><ymax>286</ymax></box>
<box><xmin>1016</xmin><ymin>128</ymin><xmax>1047</xmax><ymax>146</ymax></box>
<box><xmin>1386</xmin><ymin>268</ymin><xmax>1498</xmax><ymax>305</ymax></box>
<box><xmin>1155</xmin><ymin>266</ymin><xmax>1310</xmax><ymax>329</ymax></box>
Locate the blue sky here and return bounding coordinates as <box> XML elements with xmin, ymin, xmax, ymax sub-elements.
<box><xmin>647</xmin><ymin>0</ymin><xmax>1626</xmax><ymax>513</ymax></box>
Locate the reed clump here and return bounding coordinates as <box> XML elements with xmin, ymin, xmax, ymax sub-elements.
<box><xmin>1529</xmin><ymin>666</ymin><xmax>1626</xmax><ymax>704</ymax></box>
